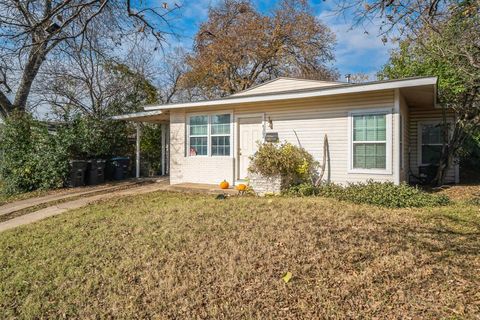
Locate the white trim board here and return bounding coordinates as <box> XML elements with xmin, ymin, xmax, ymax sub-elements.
<box><xmin>394</xmin><ymin>88</ymin><xmax>401</xmax><ymax>184</ymax></box>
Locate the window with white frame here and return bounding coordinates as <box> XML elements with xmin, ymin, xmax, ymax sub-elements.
<box><xmin>188</xmin><ymin>113</ymin><xmax>231</xmax><ymax>156</ymax></box>
<box><xmin>420</xmin><ymin>123</ymin><xmax>443</xmax><ymax>165</ymax></box>
<box><xmin>210</xmin><ymin>114</ymin><xmax>231</xmax><ymax>156</ymax></box>
<box><xmin>352</xmin><ymin>113</ymin><xmax>387</xmax><ymax>169</ymax></box>
<box><xmin>189</xmin><ymin>115</ymin><xmax>208</xmax><ymax>156</ymax></box>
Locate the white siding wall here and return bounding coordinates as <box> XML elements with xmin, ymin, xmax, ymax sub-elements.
<box><xmin>170</xmin><ymin>90</ymin><xmax>399</xmax><ymax>185</ymax></box>
<box><xmin>233</xmin><ymin>78</ymin><xmax>342</xmax><ymax>97</ymax></box>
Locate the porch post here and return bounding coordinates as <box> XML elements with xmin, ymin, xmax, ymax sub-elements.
<box><xmin>161</xmin><ymin>123</ymin><xmax>166</xmax><ymax>176</ymax></box>
<box><xmin>136</xmin><ymin>123</ymin><xmax>141</xmax><ymax>179</ymax></box>
<box><xmin>166</xmin><ymin>124</ymin><xmax>170</xmax><ymax>175</ymax></box>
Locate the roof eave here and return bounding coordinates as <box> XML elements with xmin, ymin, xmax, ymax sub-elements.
<box><xmin>144</xmin><ymin>77</ymin><xmax>438</xmax><ymax>111</ymax></box>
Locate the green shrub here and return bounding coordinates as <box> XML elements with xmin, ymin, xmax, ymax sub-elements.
<box><xmin>0</xmin><ymin>112</ymin><xmax>69</xmax><ymax>194</ymax></box>
<box><xmin>140</xmin><ymin>124</ymin><xmax>163</xmax><ymax>174</ymax></box>
<box><xmin>284</xmin><ymin>182</ymin><xmax>320</xmax><ymax>196</ymax></box>
<box><xmin>61</xmin><ymin>116</ymin><xmax>131</xmax><ymax>159</ymax></box>
<box><xmin>0</xmin><ymin>113</ymin><xmax>132</xmax><ymax>195</ymax></box>
<box><xmin>467</xmin><ymin>197</ymin><xmax>480</xmax><ymax>206</ymax></box>
<box><xmin>248</xmin><ymin>142</ymin><xmax>318</xmax><ymax>187</ymax></box>
<box><xmin>285</xmin><ymin>181</ymin><xmax>450</xmax><ymax>208</ymax></box>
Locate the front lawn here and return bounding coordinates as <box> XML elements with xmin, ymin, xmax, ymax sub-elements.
<box><xmin>0</xmin><ymin>192</ymin><xmax>479</xmax><ymax>318</ymax></box>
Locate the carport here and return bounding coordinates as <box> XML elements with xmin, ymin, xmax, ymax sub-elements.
<box><xmin>112</xmin><ymin>110</ymin><xmax>170</xmax><ymax>178</ymax></box>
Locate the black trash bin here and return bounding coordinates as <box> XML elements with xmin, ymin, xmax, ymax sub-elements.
<box><xmin>110</xmin><ymin>157</ymin><xmax>130</xmax><ymax>180</ymax></box>
<box><xmin>86</xmin><ymin>159</ymin><xmax>106</xmax><ymax>185</ymax></box>
<box><xmin>68</xmin><ymin>160</ymin><xmax>87</xmax><ymax>187</ymax></box>
<box><xmin>105</xmin><ymin>160</ymin><xmax>115</xmax><ymax>181</ymax></box>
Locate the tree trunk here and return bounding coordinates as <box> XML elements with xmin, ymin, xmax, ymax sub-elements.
<box><xmin>431</xmin><ymin>146</ymin><xmax>452</xmax><ymax>186</ymax></box>
<box><xmin>0</xmin><ymin>91</ymin><xmax>13</xmax><ymax>119</ymax></box>
<box><xmin>12</xmin><ymin>44</ymin><xmax>48</xmax><ymax>113</ymax></box>
<box><xmin>431</xmin><ymin>122</ymin><xmax>468</xmax><ymax>186</ymax></box>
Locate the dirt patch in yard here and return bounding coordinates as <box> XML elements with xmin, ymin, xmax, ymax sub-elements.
<box><xmin>433</xmin><ymin>184</ymin><xmax>480</xmax><ymax>202</ymax></box>
<box><xmin>0</xmin><ymin>192</ymin><xmax>479</xmax><ymax>319</ymax></box>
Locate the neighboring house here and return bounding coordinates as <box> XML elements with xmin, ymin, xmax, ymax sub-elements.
<box><xmin>114</xmin><ymin>76</ymin><xmax>459</xmax><ymax>186</ymax></box>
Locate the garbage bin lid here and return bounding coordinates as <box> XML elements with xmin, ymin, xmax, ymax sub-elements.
<box><xmin>70</xmin><ymin>160</ymin><xmax>87</xmax><ymax>164</ymax></box>
<box><xmin>88</xmin><ymin>159</ymin><xmax>107</xmax><ymax>163</ymax></box>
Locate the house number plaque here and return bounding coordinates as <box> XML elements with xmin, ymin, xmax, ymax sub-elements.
<box><xmin>264</xmin><ymin>132</ymin><xmax>279</xmax><ymax>142</ymax></box>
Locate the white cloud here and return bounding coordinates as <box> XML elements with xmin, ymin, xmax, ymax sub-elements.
<box><xmin>317</xmin><ymin>8</ymin><xmax>395</xmax><ymax>78</ymax></box>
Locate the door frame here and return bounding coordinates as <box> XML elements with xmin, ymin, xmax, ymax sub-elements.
<box><xmin>234</xmin><ymin>113</ymin><xmax>265</xmax><ymax>181</ymax></box>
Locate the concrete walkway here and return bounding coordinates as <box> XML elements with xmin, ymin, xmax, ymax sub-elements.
<box><xmin>0</xmin><ymin>181</ymin><xmax>143</xmax><ymax>217</ymax></box>
<box><xmin>0</xmin><ymin>179</ymin><xmax>242</xmax><ymax>233</ymax></box>
<box><xmin>0</xmin><ymin>179</ymin><xmax>169</xmax><ymax>233</ymax></box>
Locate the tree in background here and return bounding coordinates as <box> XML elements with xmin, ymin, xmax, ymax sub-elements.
<box><xmin>0</xmin><ymin>29</ymin><xmax>167</xmax><ymax>193</ymax></box>
<box><xmin>182</xmin><ymin>0</ymin><xmax>338</xmax><ymax>98</ymax></box>
<box><xmin>36</xmin><ymin>32</ymin><xmax>155</xmax><ymax>119</ymax></box>
<box><xmin>342</xmin><ymin>0</ymin><xmax>479</xmax><ymax>185</ymax></box>
<box><xmin>0</xmin><ymin>0</ymin><xmax>180</xmax><ymax>119</ymax></box>
<box><xmin>156</xmin><ymin>47</ymin><xmax>192</xmax><ymax>104</ymax></box>
<box><xmin>38</xmin><ymin>39</ymin><xmax>159</xmax><ymax>119</ymax></box>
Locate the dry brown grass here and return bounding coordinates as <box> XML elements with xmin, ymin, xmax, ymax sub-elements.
<box><xmin>435</xmin><ymin>184</ymin><xmax>480</xmax><ymax>201</ymax></box>
<box><xmin>0</xmin><ymin>191</ymin><xmax>479</xmax><ymax>319</ymax></box>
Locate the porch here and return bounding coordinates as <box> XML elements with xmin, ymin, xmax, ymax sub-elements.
<box><xmin>112</xmin><ymin>110</ymin><xmax>170</xmax><ymax>179</ymax></box>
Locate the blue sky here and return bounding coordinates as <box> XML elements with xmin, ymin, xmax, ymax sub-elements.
<box><xmin>160</xmin><ymin>0</ymin><xmax>395</xmax><ymax>80</ymax></box>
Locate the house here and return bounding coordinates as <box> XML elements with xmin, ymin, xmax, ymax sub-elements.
<box><xmin>113</xmin><ymin>76</ymin><xmax>458</xmax><ymax>186</ymax></box>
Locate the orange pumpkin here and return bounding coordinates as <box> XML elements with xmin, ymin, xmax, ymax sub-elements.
<box><xmin>236</xmin><ymin>184</ymin><xmax>247</xmax><ymax>191</ymax></box>
<box><xmin>219</xmin><ymin>180</ymin><xmax>229</xmax><ymax>189</ymax></box>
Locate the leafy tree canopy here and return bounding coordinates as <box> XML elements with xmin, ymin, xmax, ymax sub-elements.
<box><xmin>378</xmin><ymin>1</ymin><xmax>480</xmax><ymax>184</ymax></box>
<box><xmin>182</xmin><ymin>0</ymin><xmax>338</xmax><ymax>98</ymax></box>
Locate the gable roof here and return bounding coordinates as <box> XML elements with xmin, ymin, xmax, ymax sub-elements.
<box><xmin>143</xmin><ymin>76</ymin><xmax>438</xmax><ymax>111</ymax></box>
<box><xmin>232</xmin><ymin>77</ymin><xmax>344</xmax><ymax>97</ymax></box>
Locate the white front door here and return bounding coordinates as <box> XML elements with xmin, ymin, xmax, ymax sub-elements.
<box><xmin>238</xmin><ymin>116</ymin><xmax>263</xmax><ymax>180</ymax></box>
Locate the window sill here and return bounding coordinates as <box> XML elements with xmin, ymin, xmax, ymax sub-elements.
<box><xmin>347</xmin><ymin>168</ymin><xmax>392</xmax><ymax>175</ymax></box>
<box><xmin>186</xmin><ymin>156</ymin><xmax>234</xmax><ymax>159</ymax></box>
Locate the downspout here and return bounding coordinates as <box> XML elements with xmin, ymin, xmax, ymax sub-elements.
<box><xmin>394</xmin><ymin>89</ymin><xmax>401</xmax><ymax>185</ymax></box>
<box><xmin>161</xmin><ymin>123</ymin><xmax>166</xmax><ymax>176</ymax></box>
<box><xmin>136</xmin><ymin>123</ymin><xmax>141</xmax><ymax>179</ymax></box>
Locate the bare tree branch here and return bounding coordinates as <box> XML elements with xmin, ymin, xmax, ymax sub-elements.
<box><xmin>0</xmin><ymin>0</ymin><xmax>181</xmax><ymax>119</ymax></box>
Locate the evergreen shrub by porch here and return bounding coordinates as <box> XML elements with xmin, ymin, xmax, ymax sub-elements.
<box><xmin>248</xmin><ymin>142</ymin><xmax>318</xmax><ymax>188</ymax></box>
<box><xmin>286</xmin><ymin>181</ymin><xmax>450</xmax><ymax>208</ymax></box>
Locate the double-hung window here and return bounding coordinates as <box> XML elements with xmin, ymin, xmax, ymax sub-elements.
<box><xmin>420</xmin><ymin>123</ymin><xmax>444</xmax><ymax>165</ymax></box>
<box><xmin>210</xmin><ymin>114</ymin><xmax>231</xmax><ymax>156</ymax></box>
<box><xmin>351</xmin><ymin>112</ymin><xmax>388</xmax><ymax>170</ymax></box>
<box><xmin>189</xmin><ymin>115</ymin><xmax>208</xmax><ymax>156</ymax></box>
<box><xmin>188</xmin><ymin>113</ymin><xmax>231</xmax><ymax>156</ymax></box>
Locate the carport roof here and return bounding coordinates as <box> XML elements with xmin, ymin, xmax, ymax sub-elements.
<box><xmin>111</xmin><ymin>110</ymin><xmax>169</xmax><ymax>123</ymax></box>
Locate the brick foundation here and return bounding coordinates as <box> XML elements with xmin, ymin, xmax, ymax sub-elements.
<box><xmin>248</xmin><ymin>172</ymin><xmax>283</xmax><ymax>196</ymax></box>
